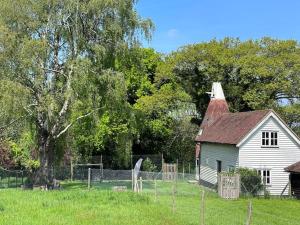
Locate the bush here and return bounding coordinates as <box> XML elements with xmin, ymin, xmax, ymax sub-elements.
<box><xmin>142</xmin><ymin>157</ymin><xmax>157</xmax><ymax>172</ymax></box>
<box><xmin>0</xmin><ymin>141</ymin><xmax>15</xmax><ymax>168</ymax></box>
<box><xmin>237</xmin><ymin>168</ymin><xmax>263</xmax><ymax>196</ymax></box>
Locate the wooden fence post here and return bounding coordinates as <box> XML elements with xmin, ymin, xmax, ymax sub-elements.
<box><xmin>200</xmin><ymin>190</ymin><xmax>205</xmax><ymax>225</ymax></box>
<box><xmin>88</xmin><ymin>168</ymin><xmax>91</xmax><ymax>190</ymax></box>
<box><xmin>139</xmin><ymin>177</ymin><xmax>143</xmax><ymax>193</ymax></box>
<box><xmin>131</xmin><ymin>169</ymin><xmax>134</xmax><ymax>191</ymax></box>
<box><xmin>70</xmin><ymin>160</ymin><xmax>73</xmax><ymax>181</ymax></box>
<box><xmin>21</xmin><ymin>171</ymin><xmax>24</xmax><ymax>186</ymax></box>
<box><xmin>176</xmin><ymin>159</ymin><xmax>179</xmax><ymax>181</ymax></box>
<box><xmin>245</xmin><ymin>201</ymin><xmax>252</xmax><ymax>225</ymax></box>
<box><xmin>183</xmin><ymin>162</ymin><xmax>185</xmax><ymax>179</ymax></box>
<box><xmin>15</xmin><ymin>173</ymin><xmax>18</xmax><ymax>187</ymax></box>
<box><xmin>172</xmin><ymin>181</ymin><xmax>176</xmax><ymax>213</ymax></box>
<box><xmin>154</xmin><ymin>179</ymin><xmax>157</xmax><ymax>202</ymax></box>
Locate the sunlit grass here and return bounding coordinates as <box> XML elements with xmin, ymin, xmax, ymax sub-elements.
<box><xmin>0</xmin><ymin>181</ymin><xmax>299</xmax><ymax>225</ymax></box>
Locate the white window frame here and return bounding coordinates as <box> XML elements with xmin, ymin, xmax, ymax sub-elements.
<box><xmin>261</xmin><ymin>131</ymin><xmax>279</xmax><ymax>147</ymax></box>
<box><xmin>257</xmin><ymin>169</ymin><xmax>271</xmax><ymax>185</ymax></box>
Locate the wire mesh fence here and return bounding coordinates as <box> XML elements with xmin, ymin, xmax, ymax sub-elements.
<box><xmin>68</xmin><ymin>168</ymin><xmax>298</xmax><ymax>225</ymax></box>
<box><xmin>0</xmin><ymin>167</ymin><xmax>26</xmax><ymax>188</ymax></box>
<box><xmin>0</xmin><ymin>165</ymin><xmax>299</xmax><ymax>225</ymax></box>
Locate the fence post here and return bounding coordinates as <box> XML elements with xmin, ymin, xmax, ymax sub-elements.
<box><xmin>88</xmin><ymin>168</ymin><xmax>91</xmax><ymax>190</ymax></box>
<box><xmin>131</xmin><ymin>169</ymin><xmax>134</xmax><ymax>191</ymax></box>
<box><xmin>183</xmin><ymin>162</ymin><xmax>185</xmax><ymax>179</ymax></box>
<box><xmin>189</xmin><ymin>163</ymin><xmax>191</xmax><ymax>174</ymax></box>
<box><xmin>139</xmin><ymin>177</ymin><xmax>143</xmax><ymax>193</ymax></box>
<box><xmin>172</xmin><ymin>181</ymin><xmax>176</xmax><ymax>213</ymax></box>
<box><xmin>200</xmin><ymin>190</ymin><xmax>205</xmax><ymax>225</ymax></box>
<box><xmin>70</xmin><ymin>160</ymin><xmax>73</xmax><ymax>181</ymax></box>
<box><xmin>245</xmin><ymin>201</ymin><xmax>253</xmax><ymax>225</ymax></box>
<box><xmin>154</xmin><ymin>179</ymin><xmax>157</xmax><ymax>202</ymax></box>
<box><xmin>176</xmin><ymin>159</ymin><xmax>179</xmax><ymax>181</ymax></box>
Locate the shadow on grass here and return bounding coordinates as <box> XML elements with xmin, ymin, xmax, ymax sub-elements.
<box><xmin>61</xmin><ymin>181</ymin><xmax>88</xmax><ymax>190</ymax></box>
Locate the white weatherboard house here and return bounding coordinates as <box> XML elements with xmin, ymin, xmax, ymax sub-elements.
<box><xmin>195</xmin><ymin>82</ymin><xmax>300</xmax><ymax>196</ymax></box>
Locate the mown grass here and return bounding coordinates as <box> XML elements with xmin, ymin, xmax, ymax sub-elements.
<box><xmin>0</xmin><ymin>181</ymin><xmax>299</xmax><ymax>225</ymax></box>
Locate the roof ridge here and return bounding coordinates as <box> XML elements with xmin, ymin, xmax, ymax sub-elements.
<box><xmin>219</xmin><ymin>109</ymin><xmax>271</xmax><ymax>116</ymax></box>
<box><xmin>197</xmin><ymin>108</ymin><xmax>273</xmax><ymax>144</ymax></box>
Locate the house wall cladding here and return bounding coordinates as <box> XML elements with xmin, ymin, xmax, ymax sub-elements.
<box><xmin>239</xmin><ymin>116</ymin><xmax>300</xmax><ymax>195</ymax></box>
<box><xmin>200</xmin><ymin>143</ymin><xmax>239</xmax><ymax>185</ymax></box>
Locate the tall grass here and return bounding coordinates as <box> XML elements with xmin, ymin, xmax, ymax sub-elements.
<box><xmin>0</xmin><ymin>181</ymin><xmax>299</xmax><ymax>225</ymax></box>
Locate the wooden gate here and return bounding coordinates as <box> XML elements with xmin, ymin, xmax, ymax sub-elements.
<box><xmin>162</xmin><ymin>163</ymin><xmax>177</xmax><ymax>181</ymax></box>
<box><xmin>218</xmin><ymin>174</ymin><xmax>240</xmax><ymax>199</ymax></box>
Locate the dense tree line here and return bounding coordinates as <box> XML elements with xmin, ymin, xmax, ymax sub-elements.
<box><xmin>0</xmin><ymin>1</ymin><xmax>299</xmax><ymax>185</ymax></box>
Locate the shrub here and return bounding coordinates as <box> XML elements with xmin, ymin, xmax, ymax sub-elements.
<box><xmin>0</xmin><ymin>141</ymin><xmax>15</xmax><ymax>168</ymax></box>
<box><xmin>237</xmin><ymin>168</ymin><xmax>263</xmax><ymax>196</ymax></box>
<box><xmin>142</xmin><ymin>157</ymin><xmax>157</xmax><ymax>172</ymax></box>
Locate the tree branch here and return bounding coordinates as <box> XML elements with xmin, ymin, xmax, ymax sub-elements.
<box><xmin>0</xmin><ymin>115</ymin><xmax>28</xmax><ymax>131</ymax></box>
<box><xmin>54</xmin><ymin>107</ymin><xmax>102</xmax><ymax>139</ymax></box>
<box><xmin>50</xmin><ymin>65</ymin><xmax>74</xmax><ymax>136</ymax></box>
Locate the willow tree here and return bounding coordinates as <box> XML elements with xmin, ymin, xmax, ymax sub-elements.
<box><xmin>0</xmin><ymin>0</ymin><xmax>153</xmax><ymax>184</ymax></box>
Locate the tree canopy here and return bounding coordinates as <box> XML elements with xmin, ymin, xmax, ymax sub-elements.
<box><xmin>0</xmin><ymin>1</ymin><xmax>299</xmax><ymax>183</ymax></box>
<box><xmin>158</xmin><ymin>38</ymin><xmax>300</xmax><ymax>132</ymax></box>
<box><xmin>0</xmin><ymin>0</ymin><xmax>153</xmax><ymax>183</ymax></box>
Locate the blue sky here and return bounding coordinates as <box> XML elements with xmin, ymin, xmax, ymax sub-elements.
<box><xmin>136</xmin><ymin>0</ymin><xmax>300</xmax><ymax>53</ymax></box>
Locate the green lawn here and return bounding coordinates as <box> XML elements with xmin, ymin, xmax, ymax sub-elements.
<box><xmin>0</xmin><ymin>181</ymin><xmax>299</xmax><ymax>225</ymax></box>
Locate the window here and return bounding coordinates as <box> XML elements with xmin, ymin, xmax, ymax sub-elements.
<box><xmin>257</xmin><ymin>169</ymin><xmax>271</xmax><ymax>185</ymax></box>
<box><xmin>262</xmin><ymin>131</ymin><xmax>278</xmax><ymax>147</ymax></box>
<box><xmin>217</xmin><ymin>160</ymin><xmax>222</xmax><ymax>173</ymax></box>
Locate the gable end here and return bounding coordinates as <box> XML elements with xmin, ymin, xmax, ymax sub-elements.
<box><xmin>236</xmin><ymin>111</ymin><xmax>300</xmax><ymax>147</ymax></box>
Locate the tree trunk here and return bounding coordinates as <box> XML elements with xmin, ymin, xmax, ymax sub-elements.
<box><xmin>35</xmin><ymin>128</ymin><xmax>55</xmax><ymax>186</ymax></box>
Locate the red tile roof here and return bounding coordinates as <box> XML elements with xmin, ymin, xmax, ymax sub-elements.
<box><xmin>285</xmin><ymin>161</ymin><xmax>300</xmax><ymax>173</ymax></box>
<box><xmin>200</xmin><ymin>99</ymin><xmax>229</xmax><ymax>129</ymax></box>
<box><xmin>195</xmin><ymin>110</ymin><xmax>271</xmax><ymax>145</ymax></box>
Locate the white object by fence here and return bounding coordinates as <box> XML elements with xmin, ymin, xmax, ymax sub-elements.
<box><xmin>218</xmin><ymin>173</ymin><xmax>240</xmax><ymax>199</ymax></box>
<box><xmin>133</xmin><ymin>158</ymin><xmax>143</xmax><ymax>192</ymax></box>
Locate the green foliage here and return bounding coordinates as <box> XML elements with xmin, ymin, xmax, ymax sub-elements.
<box><xmin>162</xmin><ymin>38</ymin><xmax>300</xmax><ymax>135</ymax></box>
<box><xmin>9</xmin><ymin>131</ymin><xmax>40</xmax><ymax>171</ymax></box>
<box><xmin>0</xmin><ymin>0</ymin><xmax>154</xmax><ymax>175</ymax></box>
<box><xmin>142</xmin><ymin>157</ymin><xmax>157</xmax><ymax>172</ymax></box>
<box><xmin>70</xmin><ymin>70</ymin><xmax>137</xmax><ymax>168</ymax></box>
<box><xmin>0</xmin><ymin>141</ymin><xmax>15</xmax><ymax>168</ymax></box>
<box><xmin>1</xmin><ymin>0</ymin><xmax>299</xmax><ymax>173</ymax></box>
<box><xmin>237</xmin><ymin>168</ymin><xmax>263</xmax><ymax>196</ymax></box>
<box><xmin>116</xmin><ymin>47</ymin><xmax>161</xmax><ymax>104</ymax></box>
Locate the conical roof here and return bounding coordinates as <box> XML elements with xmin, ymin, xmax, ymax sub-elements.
<box><xmin>200</xmin><ymin>82</ymin><xmax>229</xmax><ymax>130</ymax></box>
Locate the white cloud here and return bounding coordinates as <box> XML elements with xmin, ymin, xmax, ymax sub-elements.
<box><xmin>167</xmin><ymin>29</ymin><xmax>179</xmax><ymax>39</ymax></box>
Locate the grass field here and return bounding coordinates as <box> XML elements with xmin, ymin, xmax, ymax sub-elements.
<box><xmin>0</xmin><ymin>181</ymin><xmax>299</xmax><ymax>225</ymax></box>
